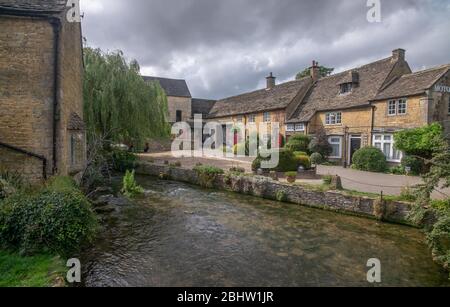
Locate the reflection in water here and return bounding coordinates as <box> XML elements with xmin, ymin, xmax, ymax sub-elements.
<box><xmin>81</xmin><ymin>176</ymin><xmax>450</xmax><ymax>287</ymax></box>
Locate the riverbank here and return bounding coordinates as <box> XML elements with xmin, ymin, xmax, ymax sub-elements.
<box><xmin>135</xmin><ymin>162</ymin><xmax>414</xmax><ymax>226</ymax></box>
<box><xmin>0</xmin><ymin>250</ymin><xmax>65</xmax><ymax>287</ymax></box>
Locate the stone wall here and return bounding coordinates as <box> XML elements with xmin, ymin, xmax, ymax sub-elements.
<box><xmin>168</xmin><ymin>96</ymin><xmax>192</xmax><ymax>123</ymax></box>
<box><xmin>0</xmin><ymin>16</ymin><xmax>55</xmax><ymax>182</ymax></box>
<box><xmin>0</xmin><ymin>12</ymin><xmax>86</xmax><ymax>182</ymax></box>
<box><xmin>135</xmin><ymin>162</ymin><xmax>413</xmax><ymax>226</ymax></box>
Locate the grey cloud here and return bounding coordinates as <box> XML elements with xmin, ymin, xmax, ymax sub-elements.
<box><xmin>81</xmin><ymin>0</ymin><xmax>450</xmax><ymax>99</ymax></box>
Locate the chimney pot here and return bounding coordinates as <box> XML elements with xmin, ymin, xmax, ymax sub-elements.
<box><xmin>266</xmin><ymin>72</ymin><xmax>276</xmax><ymax>90</ymax></box>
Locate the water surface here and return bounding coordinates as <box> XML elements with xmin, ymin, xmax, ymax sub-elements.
<box><xmin>81</xmin><ymin>176</ymin><xmax>450</xmax><ymax>287</ymax></box>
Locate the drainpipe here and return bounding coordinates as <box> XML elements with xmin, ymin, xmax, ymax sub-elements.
<box><xmin>49</xmin><ymin>18</ymin><xmax>61</xmax><ymax>175</ymax></box>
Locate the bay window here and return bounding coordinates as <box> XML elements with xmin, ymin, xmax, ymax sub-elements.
<box><xmin>372</xmin><ymin>134</ymin><xmax>402</xmax><ymax>162</ymax></box>
<box><xmin>328</xmin><ymin>136</ymin><xmax>342</xmax><ymax>159</ymax></box>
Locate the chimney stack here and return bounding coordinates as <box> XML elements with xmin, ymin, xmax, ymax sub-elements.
<box><xmin>266</xmin><ymin>72</ymin><xmax>276</xmax><ymax>90</ymax></box>
<box><xmin>392</xmin><ymin>49</ymin><xmax>406</xmax><ymax>62</ymax></box>
<box><xmin>311</xmin><ymin>60</ymin><xmax>320</xmax><ymax>81</ymax></box>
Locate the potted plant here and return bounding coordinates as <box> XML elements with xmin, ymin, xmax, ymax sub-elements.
<box><xmin>285</xmin><ymin>172</ymin><xmax>297</xmax><ymax>183</ymax></box>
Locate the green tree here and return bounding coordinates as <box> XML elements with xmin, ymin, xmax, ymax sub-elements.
<box><xmin>83</xmin><ymin>48</ymin><xmax>170</xmax><ymax>148</ymax></box>
<box><xmin>296</xmin><ymin>65</ymin><xmax>334</xmax><ymax>80</ymax></box>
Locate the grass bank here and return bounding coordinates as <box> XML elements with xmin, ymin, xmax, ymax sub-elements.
<box><xmin>0</xmin><ymin>250</ymin><xmax>65</xmax><ymax>287</ymax></box>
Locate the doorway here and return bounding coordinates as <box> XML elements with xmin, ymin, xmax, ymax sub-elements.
<box><xmin>348</xmin><ymin>135</ymin><xmax>362</xmax><ymax>165</ymax></box>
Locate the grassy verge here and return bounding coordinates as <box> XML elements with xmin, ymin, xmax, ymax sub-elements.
<box><xmin>0</xmin><ymin>250</ymin><xmax>65</xmax><ymax>287</ymax></box>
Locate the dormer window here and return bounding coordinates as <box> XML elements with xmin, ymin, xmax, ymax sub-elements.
<box><xmin>340</xmin><ymin>83</ymin><xmax>353</xmax><ymax>94</ymax></box>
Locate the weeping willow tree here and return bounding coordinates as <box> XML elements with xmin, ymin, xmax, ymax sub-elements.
<box><xmin>83</xmin><ymin>47</ymin><xmax>170</xmax><ymax>148</ymax></box>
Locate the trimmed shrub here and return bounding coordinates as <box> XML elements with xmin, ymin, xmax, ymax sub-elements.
<box><xmin>277</xmin><ymin>149</ymin><xmax>298</xmax><ymax>172</ymax></box>
<box><xmin>0</xmin><ymin>177</ymin><xmax>98</xmax><ymax>257</ymax></box>
<box><xmin>310</xmin><ymin>152</ymin><xmax>324</xmax><ymax>165</ymax></box>
<box><xmin>295</xmin><ymin>155</ymin><xmax>311</xmax><ymax>170</ymax></box>
<box><xmin>286</xmin><ymin>135</ymin><xmax>311</xmax><ymax>153</ymax></box>
<box><xmin>352</xmin><ymin>147</ymin><xmax>388</xmax><ymax>173</ymax></box>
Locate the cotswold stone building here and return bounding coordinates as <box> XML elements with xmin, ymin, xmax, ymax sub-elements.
<box><xmin>0</xmin><ymin>0</ymin><xmax>86</xmax><ymax>183</ymax></box>
<box><xmin>204</xmin><ymin>49</ymin><xmax>449</xmax><ymax>166</ymax></box>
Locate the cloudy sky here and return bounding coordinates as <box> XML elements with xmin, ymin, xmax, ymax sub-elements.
<box><xmin>79</xmin><ymin>0</ymin><xmax>450</xmax><ymax>99</ymax></box>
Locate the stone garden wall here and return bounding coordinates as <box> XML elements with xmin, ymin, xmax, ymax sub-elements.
<box><xmin>135</xmin><ymin>162</ymin><xmax>414</xmax><ymax>226</ymax></box>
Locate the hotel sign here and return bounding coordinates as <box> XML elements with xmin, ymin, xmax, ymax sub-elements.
<box><xmin>434</xmin><ymin>84</ymin><xmax>450</xmax><ymax>93</ymax></box>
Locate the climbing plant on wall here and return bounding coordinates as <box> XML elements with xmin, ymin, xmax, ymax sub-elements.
<box><xmin>83</xmin><ymin>47</ymin><xmax>170</xmax><ymax>148</ymax></box>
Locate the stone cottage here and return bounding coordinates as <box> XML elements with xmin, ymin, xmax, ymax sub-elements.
<box><xmin>0</xmin><ymin>0</ymin><xmax>86</xmax><ymax>183</ymax></box>
<box><xmin>205</xmin><ymin>48</ymin><xmax>449</xmax><ymax>166</ymax></box>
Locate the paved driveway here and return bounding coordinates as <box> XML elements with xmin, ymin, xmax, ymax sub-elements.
<box><xmin>317</xmin><ymin>165</ymin><xmax>450</xmax><ymax>199</ymax></box>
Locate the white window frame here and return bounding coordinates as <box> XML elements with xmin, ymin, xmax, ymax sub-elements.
<box><xmin>328</xmin><ymin>136</ymin><xmax>343</xmax><ymax>159</ymax></box>
<box><xmin>397</xmin><ymin>98</ymin><xmax>407</xmax><ymax>115</ymax></box>
<box><xmin>263</xmin><ymin>112</ymin><xmax>271</xmax><ymax>122</ymax></box>
<box><xmin>388</xmin><ymin>98</ymin><xmax>408</xmax><ymax>116</ymax></box>
<box><xmin>295</xmin><ymin>123</ymin><xmax>305</xmax><ymax>132</ymax></box>
<box><xmin>236</xmin><ymin>116</ymin><xmax>243</xmax><ymax>123</ymax></box>
<box><xmin>372</xmin><ymin>134</ymin><xmax>403</xmax><ymax>163</ymax></box>
<box><xmin>286</xmin><ymin>124</ymin><xmax>295</xmax><ymax>132</ymax></box>
<box><xmin>326</xmin><ymin>112</ymin><xmax>342</xmax><ymax>125</ymax></box>
<box><xmin>248</xmin><ymin>114</ymin><xmax>256</xmax><ymax>123</ymax></box>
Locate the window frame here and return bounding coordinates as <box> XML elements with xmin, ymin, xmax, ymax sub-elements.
<box><xmin>295</xmin><ymin>123</ymin><xmax>305</xmax><ymax>132</ymax></box>
<box><xmin>397</xmin><ymin>98</ymin><xmax>407</xmax><ymax>115</ymax></box>
<box><xmin>325</xmin><ymin>112</ymin><xmax>342</xmax><ymax>125</ymax></box>
<box><xmin>248</xmin><ymin>114</ymin><xmax>256</xmax><ymax>123</ymax></box>
<box><xmin>176</xmin><ymin>110</ymin><xmax>183</xmax><ymax>122</ymax></box>
<box><xmin>328</xmin><ymin>136</ymin><xmax>343</xmax><ymax>159</ymax></box>
<box><xmin>388</xmin><ymin>98</ymin><xmax>408</xmax><ymax>116</ymax></box>
<box><xmin>263</xmin><ymin>112</ymin><xmax>271</xmax><ymax>123</ymax></box>
<box><xmin>372</xmin><ymin>134</ymin><xmax>402</xmax><ymax>163</ymax></box>
<box><xmin>340</xmin><ymin>83</ymin><xmax>353</xmax><ymax>95</ymax></box>
<box><xmin>388</xmin><ymin>100</ymin><xmax>397</xmax><ymax>116</ymax></box>
<box><xmin>286</xmin><ymin>124</ymin><xmax>295</xmax><ymax>132</ymax></box>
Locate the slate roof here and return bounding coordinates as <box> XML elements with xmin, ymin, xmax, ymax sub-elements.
<box><xmin>192</xmin><ymin>98</ymin><xmax>216</xmax><ymax>117</ymax></box>
<box><xmin>288</xmin><ymin>56</ymin><xmax>399</xmax><ymax>122</ymax></box>
<box><xmin>373</xmin><ymin>65</ymin><xmax>450</xmax><ymax>101</ymax></box>
<box><xmin>208</xmin><ymin>77</ymin><xmax>313</xmax><ymax>118</ymax></box>
<box><xmin>143</xmin><ymin>76</ymin><xmax>192</xmax><ymax>98</ymax></box>
<box><xmin>0</xmin><ymin>0</ymin><xmax>66</xmax><ymax>13</ymax></box>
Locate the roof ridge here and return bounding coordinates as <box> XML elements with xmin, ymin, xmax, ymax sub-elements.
<box><xmin>143</xmin><ymin>75</ymin><xmax>187</xmax><ymax>82</ymax></box>
<box><xmin>318</xmin><ymin>56</ymin><xmax>393</xmax><ymax>81</ymax></box>
<box><xmin>217</xmin><ymin>77</ymin><xmax>311</xmax><ymax>102</ymax></box>
<box><xmin>401</xmin><ymin>64</ymin><xmax>450</xmax><ymax>77</ymax></box>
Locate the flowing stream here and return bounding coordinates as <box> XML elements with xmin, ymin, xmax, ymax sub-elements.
<box><xmin>81</xmin><ymin>175</ymin><xmax>450</xmax><ymax>287</ymax></box>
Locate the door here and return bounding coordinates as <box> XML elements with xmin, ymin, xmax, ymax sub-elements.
<box><xmin>349</xmin><ymin>136</ymin><xmax>362</xmax><ymax>164</ymax></box>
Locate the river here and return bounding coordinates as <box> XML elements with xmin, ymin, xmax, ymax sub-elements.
<box><xmin>81</xmin><ymin>175</ymin><xmax>450</xmax><ymax>287</ymax></box>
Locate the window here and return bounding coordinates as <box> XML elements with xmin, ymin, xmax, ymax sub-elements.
<box><xmin>295</xmin><ymin>123</ymin><xmax>305</xmax><ymax>131</ymax></box>
<box><xmin>398</xmin><ymin>99</ymin><xmax>407</xmax><ymax>115</ymax></box>
<box><xmin>326</xmin><ymin>112</ymin><xmax>342</xmax><ymax>125</ymax></box>
<box><xmin>328</xmin><ymin>136</ymin><xmax>342</xmax><ymax>158</ymax></box>
<box><xmin>286</xmin><ymin>124</ymin><xmax>295</xmax><ymax>132</ymax></box>
<box><xmin>248</xmin><ymin>114</ymin><xmax>256</xmax><ymax>123</ymax></box>
<box><xmin>388</xmin><ymin>99</ymin><xmax>408</xmax><ymax>116</ymax></box>
<box><xmin>388</xmin><ymin>101</ymin><xmax>397</xmax><ymax>116</ymax></box>
<box><xmin>373</xmin><ymin>134</ymin><xmax>402</xmax><ymax>162</ymax></box>
<box><xmin>236</xmin><ymin>116</ymin><xmax>243</xmax><ymax>123</ymax></box>
<box><xmin>340</xmin><ymin>83</ymin><xmax>353</xmax><ymax>94</ymax></box>
<box><xmin>176</xmin><ymin>110</ymin><xmax>182</xmax><ymax>122</ymax></box>
<box><xmin>70</xmin><ymin>135</ymin><xmax>76</xmax><ymax>166</ymax></box>
<box><xmin>263</xmin><ymin>112</ymin><xmax>271</xmax><ymax>122</ymax></box>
